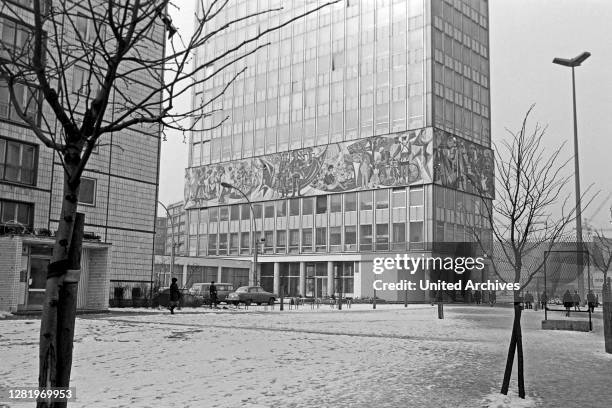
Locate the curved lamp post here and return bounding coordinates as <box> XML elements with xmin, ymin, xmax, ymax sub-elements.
<box><xmin>553</xmin><ymin>51</ymin><xmax>590</xmax><ymax>297</ymax></box>
<box><xmin>220</xmin><ymin>182</ymin><xmax>260</xmax><ymax>286</ymax></box>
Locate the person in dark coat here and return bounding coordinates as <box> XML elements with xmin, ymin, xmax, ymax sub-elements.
<box><xmin>169</xmin><ymin>277</ymin><xmax>181</xmax><ymax>314</ymax></box>
<box><xmin>587</xmin><ymin>290</ymin><xmax>597</xmax><ymax>313</ymax></box>
<box><xmin>540</xmin><ymin>291</ymin><xmax>548</xmax><ymax>310</ymax></box>
<box><xmin>572</xmin><ymin>290</ymin><xmax>581</xmax><ymax>311</ymax></box>
<box><xmin>209</xmin><ymin>281</ymin><xmax>218</xmax><ymax>308</ymax></box>
<box><xmin>474</xmin><ymin>290</ymin><xmax>481</xmax><ymax>305</ymax></box>
<box><xmin>562</xmin><ymin>289</ymin><xmax>573</xmax><ymax>317</ymax></box>
<box><xmin>524</xmin><ymin>291</ymin><xmax>534</xmax><ymax>309</ymax></box>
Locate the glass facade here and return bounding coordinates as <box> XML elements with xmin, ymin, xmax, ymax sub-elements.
<box><xmin>185</xmin><ymin>0</ymin><xmax>491</xmax><ymax>300</ymax></box>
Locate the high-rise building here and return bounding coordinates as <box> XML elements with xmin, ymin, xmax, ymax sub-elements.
<box><xmin>0</xmin><ymin>1</ymin><xmax>164</xmax><ymax>311</ymax></box>
<box><xmin>184</xmin><ymin>0</ymin><xmax>493</xmax><ymax>301</ymax></box>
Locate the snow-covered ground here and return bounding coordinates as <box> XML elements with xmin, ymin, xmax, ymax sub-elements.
<box><xmin>1</xmin><ymin>304</ymin><xmax>610</xmax><ymax>408</ymax></box>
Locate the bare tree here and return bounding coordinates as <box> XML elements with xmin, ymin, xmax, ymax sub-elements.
<box><xmin>470</xmin><ymin>106</ymin><xmax>593</xmax><ymax>399</ymax></box>
<box><xmin>588</xmin><ymin>229</ymin><xmax>612</xmax><ymax>353</ymax></box>
<box><xmin>0</xmin><ymin>0</ymin><xmax>336</xmax><ymax>406</ymax></box>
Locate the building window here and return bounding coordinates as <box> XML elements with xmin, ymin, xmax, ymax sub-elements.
<box><xmin>230</xmin><ymin>204</ymin><xmax>240</xmax><ymax>220</ymax></box>
<box><xmin>208</xmin><ymin>234</ymin><xmax>218</xmax><ymax>255</ymax></box>
<box><xmin>344</xmin><ymin>225</ymin><xmax>357</xmax><ymax>250</ymax></box>
<box><xmin>264</xmin><ymin>202</ymin><xmax>275</xmax><ymax>218</ymax></box>
<box><xmin>279</xmin><ymin>263</ymin><xmax>300</xmax><ymax>297</ymax></box>
<box><xmin>330</xmin><ymin>194</ymin><xmax>342</xmax><ymax>212</ymax></box>
<box><xmin>360</xmin><ymin>224</ymin><xmax>373</xmax><ymax>251</ymax></box>
<box><xmin>219</xmin><ymin>206</ymin><xmax>229</xmax><ymax>221</ymax></box>
<box><xmin>79</xmin><ymin>177</ymin><xmax>96</xmax><ymax>206</ymax></box>
<box><xmin>330</xmin><ymin>226</ymin><xmax>342</xmax><ymax>250</ymax></box>
<box><xmin>410</xmin><ymin>221</ymin><xmax>424</xmax><ymax>244</ymax></box>
<box><xmin>218</xmin><ymin>233</ymin><xmax>228</xmax><ymax>255</ymax></box>
<box><xmin>289</xmin><ymin>198</ymin><xmax>300</xmax><ymax>216</ymax></box>
<box><xmin>359</xmin><ymin>191</ymin><xmax>372</xmax><ymax>211</ymax></box>
<box><xmin>72</xmin><ymin>66</ymin><xmax>88</xmax><ymax>94</ymax></box>
<box><xmin>0</xmin><ymin>80</ymin><xmax>41</xmax><ymax>124</ymax></box>
<box><xmin>302</xmin><ymin>228</ymin><xmax>313</xmax><ymax>252</ymax></box>
<box><xmin>0</xmin><ymin>199</ymin><xmax>33</xmax><ymax>229</ymax></box>
<box><xmin>315</xmin><ymin>227</ymin><xmax>326</xmax><ymax>252</ymax></box>
<box><xmin>376</xmin><ymin>223</ymin><xmax>389</xmax><ymax>250</ymax></box>
<box><xmin>240</xmin><ymin>231</ymin><xmax>250</xmax><ymax>254</ymax></box>
<box><xmin>302</xmin><ymin>197</ymin><xmax>314</xmax><ymax>215</ymax></box>
<box><xmin>316</xmin><ymin>195</ymin><xmax>327</xmax><ymax>214</ymax></box>
<box><xmin>392</xmin><ymin>188</ymin><xmax>406</xmax><ymax>208</ymax></box>
<box><xmin>209</xmin><ymin>207</ymin><xmax>218</xmax><ymax>222</ymax></box>
<box><xmin>392</xmin><ymin>222</ymin><xmax>406</xmax><ymax>250</ymax></box>
<box><xmin>229</xmin><ymin>233</ymin><xmax>239</xmax><ymax>255</ymax></box>
<box><xmin>264</xmin><ymin>230</ymin><xmax>274</xmax><ymax>253</ymax></box>
<box><xmin>240</xmin><ymin>204</ymin><xmax>250</xmax><ymax>220</ymax></box>
<box><xmin>345</xmin><ymin>192</ymin><xmax>357</xmax><ymax>211</ymax></box>
<box><xmin>0</xmin><ymin>137</ymin><xmax>37</xmax><ymax>185</ymax></box>
<box><xmin>276</xmin><ymin>230</ymin><xmax>286</xmax><ymax>253</ymax></box>
<box><xmin>375</xmin><ymin>190</ymin><xmax>389</xmax><ymax>209</ymax></box>
<box><xmin>253</xmin><ymin>203</ymin><xmax>262</xmax><ymax>219</ymax></box>
<box><xmin>289</xmin><ymin>229</ymin><xmax>300</xmax><ymax>253</ymax></box>
<box><xmin>276</xmin><ymin>200</ymin><xmax>287</xmax><ymax>217</ymax></box>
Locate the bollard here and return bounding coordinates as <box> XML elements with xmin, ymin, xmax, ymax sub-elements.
<box><xmin>373</xmin><ymin>289</ymin><xmax>377</xmax><ymax>309</ymax></box>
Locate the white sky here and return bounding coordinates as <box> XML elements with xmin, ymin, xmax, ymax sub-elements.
<box><xmin>158</xmin><ymin>0</ymin><xmax>612</xmax><ymax>231</ymax></box>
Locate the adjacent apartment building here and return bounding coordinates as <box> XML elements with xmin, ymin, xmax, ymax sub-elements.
<box><xmin>0</xmin><ymin>1</ymin><xmax>164</xmax><ymax>311</ymax></box>
<box><xmin>184</xmin><ymin>0</ymin><xmax>493</xmax><ymax>301</ymax></box>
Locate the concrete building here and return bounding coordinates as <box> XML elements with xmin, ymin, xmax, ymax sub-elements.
<box><xmin>184</xmin><ymin>0</ymin><xmax>493</xmax><ymax>301</ymax></box>
<box><xmin>0</xmin><ymin>1</ymin><xmax>164</xmax><ymax>311</ymax></box>
<box><xmin>153</xmin><ymin>201</ymin><xmax>251</xmax><ymax>290</ymax></box>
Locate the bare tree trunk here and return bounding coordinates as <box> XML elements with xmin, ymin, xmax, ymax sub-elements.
<box><xmin>55</xmin><ymin>212</ymin><xmax>84</xmax><ymax>408</ymax></box>
<box><xmin>604</xmin><ymin>278</ymin><xmax>612</xmax><ymax>354</ymax></box>
<box><xmin>516</xmin><ymin>306</ymin><xmax>525</xmax><ymax>398</ymax></box>
<box><xmin>38</xmin><ymin>172</ymin><xmax>80</xmax><ymax>408</ymax></box>
<box><xmin>500</xmin><ymin>304</ymin><xmax>519</xmax><ymax>395</ymax></box>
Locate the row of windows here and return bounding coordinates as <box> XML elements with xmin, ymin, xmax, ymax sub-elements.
<box><xmin>193</xmin><ymin>221</ymin><xmax>425</xmax><ymax>257</ymax></box>
<box><xmin>185</xmin><ymin>188</ymin><xmax>427</xmax><ymax>256</ymax></box>
<box><xmin>189</xmin><ymin>188</ymin><xmax>423</xmax><ymax>225</ymax></box>
<box><xmin>0</xmin><ymin>137</ymin><xmax>97</xmax><ymax>203</ymax></box>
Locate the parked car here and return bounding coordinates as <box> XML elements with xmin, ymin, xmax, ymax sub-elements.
<box><xmin>153</xmin><ymin>287</ymin><xmax>202</xmax><ymax>308</ymax></box>
<box><xmin>189</xmin><ymin>282</ymin><xmax>234</xmax><ymax>304</ymax></box>
<box><xmin>226</xmin><ymin>286</ymin><xmax>277</xmax><ymax>306</ymax></box>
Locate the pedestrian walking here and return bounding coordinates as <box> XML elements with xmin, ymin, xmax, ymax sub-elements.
<box><xmin>540</xmin><ymin>291</ymin><xmax>547</xmax><ymax>310</ymax></box>
<box><xmin>210</xmin><ymin>281</ymin><xmax>218</xmax><ymax>308</ymax></box>
<box><xmin>524</xmin><ymin>291</ymin><xmax>534</xmax><ymax>309</ymax></box>
<box><xmin>489</xmin><ymin>290</ymin><xmax>496</xmax><ymax>306</ymax></box>
<box><xmin>474</xmin><ymin>290</ymin><xmax>481</xmax><ymax>305</ymax></box>
<box><xmin>169</xmin><ymin>277</ymin><xmax>181</xmax><ymax>315</ymax></box>
<box><xmin>562</xmin><ymin>289</ymin><xmax>573</xmax><ymax>317</ymax></box>
<box><xmin>587</xmin><ymin>290</ymin><xmax>596</xmax><ymax>313</ymax></box>
<box><xmin>572</xmin><ymin>290</ymin><xmax>581</xmax><ymax>311</ymax></box>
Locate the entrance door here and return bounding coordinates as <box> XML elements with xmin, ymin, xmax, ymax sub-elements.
<box><xmin>315</xmin><ymin>277</ymin><xmax>328</xmax><ymax>298</ymax></box>
<box><xmin>28</xmin><ymin>257</ymin><xmax>49</xmax><ymax>309</ymax></box>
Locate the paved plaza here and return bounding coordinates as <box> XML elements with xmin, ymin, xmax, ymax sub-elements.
<box><xmin>1</xmin><ymin>305</ymin><xmax>610</xmax><ymax>407</ymax></box>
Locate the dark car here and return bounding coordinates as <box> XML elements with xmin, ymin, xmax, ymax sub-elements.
<box><xmin>153</xmin><ymin>287</ymin><xmax>203</xmax><ymax>308</ymax></box>
<box><xmin>226</xmin><ymin>286</ymin><xmax>277</xmax><ymax>306</ymax></box>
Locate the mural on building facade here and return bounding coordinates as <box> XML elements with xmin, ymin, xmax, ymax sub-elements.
<box><xmin>184</xmin><ymin>129</ymin><xmax>434</xmax><ymax>208</ymax></box>
<box><xmin>433</xmin><ymin>129</ymin><xmax>494</xmax><ymax>197</ymax></box>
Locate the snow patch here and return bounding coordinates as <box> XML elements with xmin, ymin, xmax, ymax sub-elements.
<box><xmin>482</xmin><ymin>390</ymin><xmax>540</xmax><ymax>408</ymax></box>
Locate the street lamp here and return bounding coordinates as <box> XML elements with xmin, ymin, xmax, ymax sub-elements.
<box><xmin>220</xmin><ymin>182</ymin><xmax>261</xmax><ymax>286</ymax></box>
<box><xmin>158</xmin><ymin>200</ymin><xmax>178</xmax><ymax>287</ymax></box>
<box><xmin>553</xmin><ymin>51</ymin><xmax>590</xmax><ymax>297</ymax></box>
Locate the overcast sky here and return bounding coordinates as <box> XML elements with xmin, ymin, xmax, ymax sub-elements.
<box><xmin>159</xmin><ymin>1</ymin><xmax>612</xmax><ymax>231</ymax></box>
